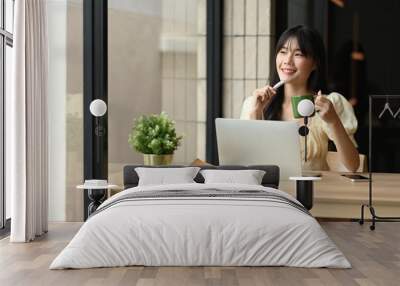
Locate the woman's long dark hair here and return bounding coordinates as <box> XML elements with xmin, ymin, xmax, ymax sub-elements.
<box><xmin>264</xmin><ymin>25</ymin><xmax>328</xmax><ymax>120</ymax></box>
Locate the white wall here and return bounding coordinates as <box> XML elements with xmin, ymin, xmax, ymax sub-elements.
<box><xmin>47</xmin><ymin>0</ymin><xmax>67</xmax><ymax>221</ymax></box>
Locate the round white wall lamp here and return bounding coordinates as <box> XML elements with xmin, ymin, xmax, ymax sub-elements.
<box><xmin>89</xmin><ymin>99</ymin><xmax>107</xmax><ymax>117</ymax></box>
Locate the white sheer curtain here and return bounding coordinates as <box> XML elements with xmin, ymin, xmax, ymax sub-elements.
<box><xmin>8</xmin><ymin>0</ymin><xmax>48</xmax><ymax>242</ymax></box>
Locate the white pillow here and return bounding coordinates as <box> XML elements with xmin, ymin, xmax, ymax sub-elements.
<box><xmin>200</xmin><ymin>169</ymin><xmax>266</xmax><ymax>185</ymax></box>
<box><xmin>135</xmin><ymin>167</ymin><xmax>200</xmax><ymax>186</ymax></box>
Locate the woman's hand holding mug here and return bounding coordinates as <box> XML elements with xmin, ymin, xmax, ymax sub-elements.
<box><xmin>314</xmin><ymin>90</ymin><xmax>339</xmax><ymax>125</ymax></box>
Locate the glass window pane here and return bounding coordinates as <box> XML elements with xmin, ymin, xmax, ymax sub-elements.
<box><xmin>47</xmin><ymin>0</ymin><xmax>84</xmax><ymax>221</ymax></box>
<box><xmin>6</xmin><ymin>0</ymin><xmax>14</xmax><ymax>33</ymax></box>
<box><xmin>0</xmin><ymin>0</ymin><xmax>3</xmax><ymax>29</ymax></box>
<box><xmin>108</xmin><ymin>0</ymin><xmax>207</xmax><ymax>186</ymax></box>
<box><xmin>5</xmin><ymin>44</ymin><xmax>12</xmax><ymax>219</ymax></box>
<box><xmin>68</xmin><ymin>1</ymin><xmax>84</xmax><ymax>221</ymax></box>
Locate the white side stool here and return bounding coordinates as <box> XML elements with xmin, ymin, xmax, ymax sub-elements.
<box><xmin>76</xmin><ymin>184</ymin><xmax>122</xmax><ymax>216</ymax></box>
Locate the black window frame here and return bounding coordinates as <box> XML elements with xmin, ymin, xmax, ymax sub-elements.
<box><xmin>83</xmin><ymin>0</ymin><xmax>108</xmax><ymax>221</ymax></box>
<box><xmin>206</xmin><ymin>0</ymin><xmax>223</xmax><ymax>165</ymax></box>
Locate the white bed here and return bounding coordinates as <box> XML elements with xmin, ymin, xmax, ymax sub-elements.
<box><xmin>50</xmin><ymin>183</ymin><xmax>351</xmax><ymax>269</ymax></box>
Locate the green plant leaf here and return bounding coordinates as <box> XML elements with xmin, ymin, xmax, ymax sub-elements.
<box><xmin>128</xmin><ymin>112</ymin><xmax>183</xmax><ymax>155</ymax></box>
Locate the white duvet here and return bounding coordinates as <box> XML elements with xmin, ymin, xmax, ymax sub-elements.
<box><xmin>50</xmin><ymin>183</ymin><xmax>351</xmax><ymax>269</ymax></box>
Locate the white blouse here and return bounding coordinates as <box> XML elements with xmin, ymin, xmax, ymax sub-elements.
<box><xmin>240</xmin><ymin>92</ymin><xmax>358</xmax><ymax>171</ymax></box>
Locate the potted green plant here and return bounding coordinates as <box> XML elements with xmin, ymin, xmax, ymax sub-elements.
<box><xmin>128</xmin><ymin>112</ymin><xmax>183</xmax><ymax>165</ymax></box>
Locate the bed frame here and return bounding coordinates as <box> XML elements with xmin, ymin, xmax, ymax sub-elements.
<box><xmin>123</xmin><ymin>165</ymin><xmax>280</xmax><ymax>190</ymax></box>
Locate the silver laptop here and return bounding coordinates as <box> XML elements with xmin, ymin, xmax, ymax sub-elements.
<box><xmin>215</xmin><ymin>118</ymin><xmax>302</xmax><ymax>180</ymax></box>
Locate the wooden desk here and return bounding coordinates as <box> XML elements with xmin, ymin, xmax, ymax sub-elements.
<box><xmin>279</xmin><ymin>172</ymin><xmax>400</xmax><ymax>219</ymax></box>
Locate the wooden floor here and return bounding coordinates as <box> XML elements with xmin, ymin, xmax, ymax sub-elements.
<box><xmin>1</xmin><ymin>222</ymin><xmax>399</xmax><ymax>286</ymax></box>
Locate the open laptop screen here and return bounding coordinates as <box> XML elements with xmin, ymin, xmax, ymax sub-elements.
<box><xmin>216</xmin><ymin>118</ymin><xmax>302</xmax><ymax>180</ymax></box>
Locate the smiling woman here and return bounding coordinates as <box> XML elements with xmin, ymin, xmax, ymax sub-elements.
<box><xmin>240</xmin><ymin>25</ymin><xmax>360</xmax><ymax>172</ymax></box>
